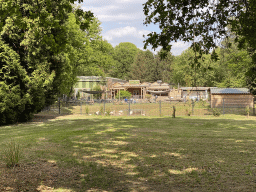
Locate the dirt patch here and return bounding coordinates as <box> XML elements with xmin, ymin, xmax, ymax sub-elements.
<box><xmin>31</xmin><ymin>114</ymin><xmax>60</xmax><ymax>123</ymax></box>
<box><xmin>0</xmin><ymin>159</ymin><xmax>83</xmax><ymax>192</ymax></box>
<box><xmin>31</xmin><ymin>114</ymin><xmax>87</xmax><ymax>123</ymax></box>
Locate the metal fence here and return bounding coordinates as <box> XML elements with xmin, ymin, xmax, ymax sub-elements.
<box><xmin>39</xmin><ymin>99</ymin><xmax>256</xmax><ymax>117</ymax></box>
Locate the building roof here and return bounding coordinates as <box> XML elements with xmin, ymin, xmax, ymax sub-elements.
<box><xmin>180</xmin><ymin>87</ymin><xmax>216</xmax><ymax>91</ymax></box>
<box><xmin>111</xmin><ymin>81</ymin><xmax>170</xmax><ymax>90</ymax></box>
<box><xmin>77</xmin><ymin>76</ymin><xmax>126</xmax><ymax>83</ymax></box>
<box><xmin>211</xmin><ymin>88</ymin><xmax>251</xmax><ymax>94</ymax></box>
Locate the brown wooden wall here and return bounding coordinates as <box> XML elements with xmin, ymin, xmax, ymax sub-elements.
<box><xmin>126</xmin><ymin>88</ymin><xmax>142</xmax><ymax>95</ymax></box>
<box><xmin>211</xmin><ymin>94</ymin><xmax>254</xmax><ymax>108</ymax></box>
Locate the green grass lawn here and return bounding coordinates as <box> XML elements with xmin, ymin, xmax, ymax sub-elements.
<box><xmin>0</xmin><ymin>115</ymin><xmax>256</xmax><ymax>191</ymax></box>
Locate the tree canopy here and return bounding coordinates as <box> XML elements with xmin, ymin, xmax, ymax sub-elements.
<box><xmin>143</xmin><ymin>0</ymin><xmax>254</xmax><ymax>52</ymax></box>
<box><xmin>143</xmin><ymin>0</ymin><xmax>256</xmax><ymax>92</ymax></box>
<box><xmin>129</xmin><ymin>50</ymin><xmax>154</xmax><ymax>82</ymax></box>
<box><xmin>77</xmin><ymin>17</ymin><xmax>116</xmax><ymax>77</ymax></box>
<box><xmin>111</xmin><ymin>42</ymin><xmax>139</xmax><ymax>80</ymax></box>
<box><xmin>0</xmin><ymin>0</ymin><xmax>93</xmax><ymax>124</ymax></box>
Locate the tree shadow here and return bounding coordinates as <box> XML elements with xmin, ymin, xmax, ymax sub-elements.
<box><xmin>1</xmin><ymin>116</ymin><xmax>256</xmax><ymax>191</ymax></box>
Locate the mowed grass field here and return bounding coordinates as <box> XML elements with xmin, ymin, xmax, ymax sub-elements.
<box><xmin>0</xmin><ymin>115</ymin><xmax>256</xmax><ymax>191</ymax></box>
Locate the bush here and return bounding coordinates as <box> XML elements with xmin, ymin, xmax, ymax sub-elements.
<box><xmin>2</xmin><ymin>140</ymin><xmax>22</xmax><ymax>168</ymax></box>
<box><xmin>186</xmin><ymin>109</ymin><xmax>191</xmax><ymax>116</ymax></box>
<box><xmin>245</xmin><ymin>106</ymin><xmax>250</xmax><ymax>117</ymax></box>
<box><xmin>76</xmin><ymin>91</ymin><xmax>80</xmax><ymax>100</ymax></box>
<box><xmin>100</xmin><ymin>106</ymin><xmax>104</xmax><ymax>115</ymax></box>
<box><xmin>92</xmin><ymin>84</ymin><xmax>102</xmax><ymax>99</ymax></box>
<box><xmin>85</xmin><ymin>106</ymin><xmax>89</xmax><ymax>115</ymax></box>
<box><xmin>105</xmin><ymin>108</ymin><xmax>111</xmax><ymax>116</ymax></box>
<box><xmin>212</xmin><ymin>108</ymin><xmax>221</xmax><ymax>117</ymax></box>
<box><xmin>145</xmin><ymin>94</ymin><xmax>152</xmax><ymax>100</ymax></box>
<box><xmin>118</xmin><ymin>90</ymin><xmax>132</xmax><ymax>99</ymax></box>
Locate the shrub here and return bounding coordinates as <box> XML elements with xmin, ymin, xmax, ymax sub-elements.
<box><xmin>145</xmin><ymin>94</ymin><xmax>152</xmax><ymax>100</ymax></box>
<box><xmin>92</xmin><ymin>84</ymin><xmax>102</xmax><ymax>99</ymax></box>
<box><xmin>2</xmin><ymin>140</ymin><xmax>22</xmax><ymax>168</ymax></box>
<box><xmin>118</xmin><ymin>90</ymin><xmax>132</xmax><ymax>99</ymax></box>
<box><xmin>85</xmin><ymin>106</ymin><xmax>89</xmax><ymax>115</ymax></box>
<box><xmin>212</xmin><ymin>108</ymin><xmax>221</xmax><ymax>117</ymax></box>
<box><xmin>106</xmin><ymin>108</ymin><xmax>111</xmax><ymax>116</ymax></box>
<box><xmin>186</xmin><ymin>109</ymin><xmax>191</xmax><ymax>116</ymax></box>
<box><xmin>100</xmin><ymin>106</ymin><xmax>104</xmax><ymax>115</ymax></box>
<box><xmin>245</xmin><ymin>106</ymin><xmax>250</xmax><ymax>117</ymax></box>
<box><xmin>76</xmin><ymin>91</ymin><xmax>80</xmax><ymax>100</ymax></box>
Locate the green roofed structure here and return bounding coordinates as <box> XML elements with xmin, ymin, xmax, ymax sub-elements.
<box><xmin>74</xmin><ymin>76</ymin><xmax>126</xmax><ymax>100</ymax></box>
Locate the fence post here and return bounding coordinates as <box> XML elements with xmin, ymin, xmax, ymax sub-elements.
<box><xmin>172</xmin><ymin>105</ymin><xmax>176</xmax><ymax>118</ymax></box>
<box><xmin>104</xmin><ymin>100</ymin><xmax>106</xmax><ymax>115</ymax></box>
<box><xmin>128</xmin><ymin>101</ymin><xmax>131</xmax><ymax>116</ymax></box>
<box><xmin>80</xmin><ymin>101</ymin><xmax>82</xmax><ymax>115</ymax></box>
<box><xmin>159</xmin><ymin>100</ymin><xmax>162</xmax><ymax>117</ymax></box>
<box><xmin>58</xmin><ymin>97</ymin><xmax>61</xmax><ymax>115</ymax></box>
<box><xmin>222</xmin><ymin>98</ymin><xmax>225</xmax><ymax>115</ymax></box>
<box><xmin>192</xmin><ymin>100</ymin><xmax>194</xmax><ymax>115</ymax></box>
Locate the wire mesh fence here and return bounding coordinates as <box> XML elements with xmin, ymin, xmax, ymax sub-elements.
<box><xmin>39</xmin><ymin>99</ymin><xmax>256</xmax><ymax>117</ymax></box>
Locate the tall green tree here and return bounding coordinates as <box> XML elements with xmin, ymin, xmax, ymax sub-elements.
<box><xmin>171</xmin><ymin>48</ymin><xmax>219</xmax><ymax>87</ymax></box>
<box><xmin>216</xmin><ymin>37</ymin><xmax>252</xmax><ymax>88</ymax></box>
<box><xmin>77</xmin><ymin>17</ymin><xmax>115</xmax><ymax>77</ymax></box>
<box><xmin>143</xmin><ymin>0</ymin><xmax>252</xmax><ymax>53</ymax></box>
<box><xmin>129</xmin><ymin>50</ymin><xmax>154</xmax><ymax>82</ymax></box>
<box><xmin>0</xmin><ymin>0</ymin><xmax>93</xmax><ymax>124</ymax></box>
<box><xmin>143</xmin><ymin>0</ymin><xmax>256</xmax><ymax>91</ymax></box>
<box><xmin>60</xmin><ymin>12</ymin><xmax>90</xmax><ymax>98</ymax></box>
<box><xmin>153</xmin><ymin>49</ymin><xmax>174</xmax><ymax>84</ymax></box>
<box><xmin>111</xmin><ymin>42</ymin><xmax>139</xmax><ymax>80</ymax></box>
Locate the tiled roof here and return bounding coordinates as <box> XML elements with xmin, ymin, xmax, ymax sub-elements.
<box><xmin>211</xmin><ymin>88</ymin><xmax>250</xmax><ymax>94</ymax></box>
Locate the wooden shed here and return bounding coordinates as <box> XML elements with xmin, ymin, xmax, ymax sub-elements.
<box><xmin>210</xmin><ymin>88</ymin><xmax>254</xmax><ymax>108</ymax></box>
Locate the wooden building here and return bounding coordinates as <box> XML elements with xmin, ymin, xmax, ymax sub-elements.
<box><xmin>110</xmin><ymin>80</ymin><xmax>171</xmax><ymax>100</ymax></box>
<box><xmin>210</xmin><ymin>88</ymin><xmax>254</xmax><ymax>108</ymax></box>
<box><xmin>110</xmin><ymin>80</ymin><xmax>148</xmax><ymax>100</ymax></box>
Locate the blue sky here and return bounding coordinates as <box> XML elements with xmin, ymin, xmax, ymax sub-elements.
<box><xmin>80</xmin><ymin>0</ymin><xmax>191</xmax><ymax>56</ymax></box>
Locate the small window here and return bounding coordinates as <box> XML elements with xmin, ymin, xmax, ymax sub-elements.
<box><xmin>133</xmin><ymin>90</ymin><xmax>139</xmax><ymax>95</ymax></box>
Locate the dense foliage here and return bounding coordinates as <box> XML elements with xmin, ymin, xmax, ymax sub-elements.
<box><xmin>143</xmin><ymin>0</ymin><xmax>252</xmax><ymax>52</ymax></box>
<box><xmin>77</xmin><ymin>17</ymin><xmax>116</xmax><ymax>77</ymax></box>
<box><xmin>111</xmin><ymin>42</ymin><xmax>139</xmax><ymax>80</ymax></box>
<box><xmin>122</xmin><ymin>38</ymin><xmax>251</xmax><ymax>88</ymax></box>
<box><xmin>143</xmin><ymin>0</ymin><xmax>256</xmax><ymax>92</ymax></box>
<box><xmin>129</xmin><ymin>50</ymin><xmax>154</xmax><ymax>82</ymax></box>
<box><xmin>0</xmin><ymin>0</ymin><xmax>93</xmax><ymax>124</ymax></box>
<box><xmin>118</xmin><ymin>90</ymin><xmax>132</xmax><ymax>99</ymax></box>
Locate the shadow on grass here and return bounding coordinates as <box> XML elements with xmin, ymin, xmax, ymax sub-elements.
<box><xmin>1</xmin><ymin>116</ymin><xmax>256</xmax><ymax>191</ymax></box>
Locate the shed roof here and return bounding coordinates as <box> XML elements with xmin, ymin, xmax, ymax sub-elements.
<box><xmin>211</xmin><ymin>88</ymin><xmax>251</xmax><ymax>94</ymax></box>
<box><xmin>181</xmin><ymin>87</ymin><xmax>215</xmax><ymax>91</ymax></box>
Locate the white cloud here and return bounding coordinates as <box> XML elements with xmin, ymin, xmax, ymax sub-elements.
<box><xmin>81</xmin><ymin>1</ymin><xmax>146</xmax><ymax>22</ymax></box>
<box><xmin>171</xmin><ymin>41</ymin><xmax>191</xmax><ymax>56</ymax></box>
<box><xmin>103</xmin><ymin>26</ymin><xmax>150</xmax><ymax>41</ymax></box>
<box><xmin>98</xmin><ymin>13</ymin><xmax>142</xmax><ymax>22</ymax></box>
<box><xmin>116</xmin><ymin>0</ymin><xmax>146</xmax><ymax>3</ymax></box>
<box><xmin>80</xmin><ymin>0</ymin><xmax>192</xmax><ymax>56</ymax></box>
<box><xmin>172</xmin><ymin>42</ymin><xmax>190</xmax><ymax>48</ymax></box>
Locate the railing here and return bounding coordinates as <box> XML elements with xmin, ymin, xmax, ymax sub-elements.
<box><xmin>132</xmin><ymin>95</ymin><xmax>142</xmax><ymax>99</ymax></box>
